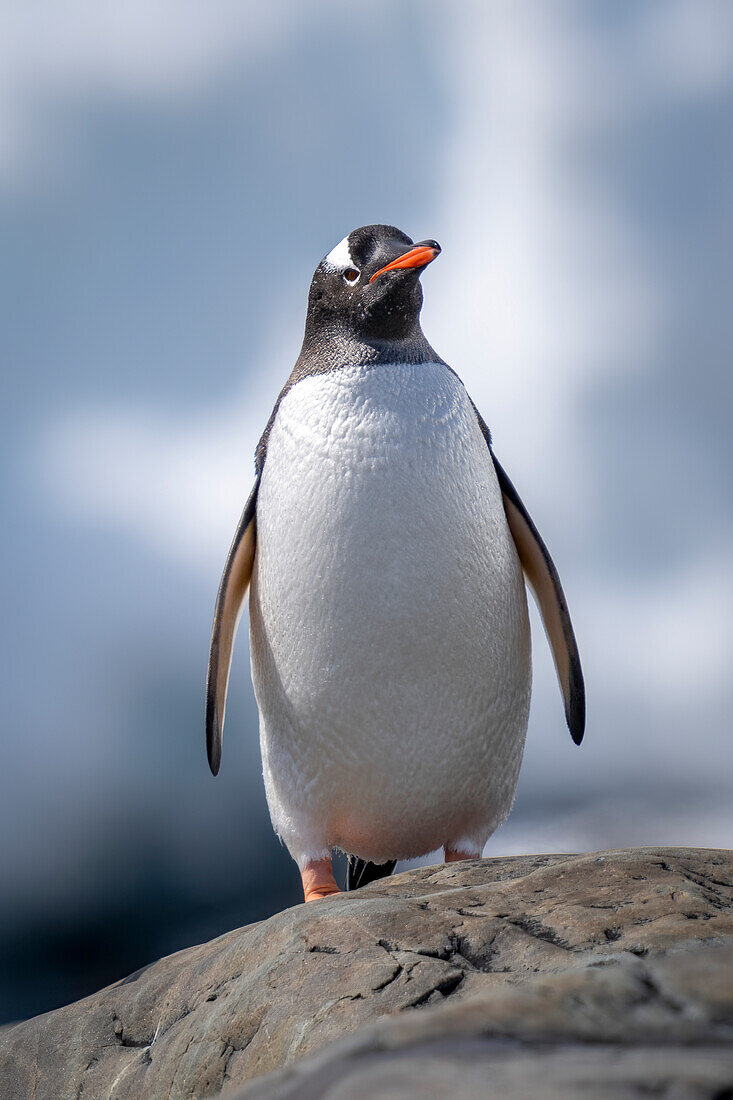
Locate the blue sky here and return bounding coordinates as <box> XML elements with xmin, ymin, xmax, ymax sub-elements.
<box><xmin>2</xmin><ymin>0</ymin><xmax>732</xmax><ymax>1020</ymax></box>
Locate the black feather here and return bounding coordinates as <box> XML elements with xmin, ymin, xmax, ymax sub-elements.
<box><xmin>346</xmin><ymin>857</ymin><xmax>397</xmax><ymax>891</ymax></box>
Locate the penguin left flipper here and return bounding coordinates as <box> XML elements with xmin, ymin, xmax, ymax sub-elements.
<box><xmin>492</xmin><ymin>454</ymin><xmax>586</xmax><ymax>746</ymax></box>
<box><xmin>206</xmin><ymin>478</ymin><xmax>260</xmax><ymax>775</ymax></box>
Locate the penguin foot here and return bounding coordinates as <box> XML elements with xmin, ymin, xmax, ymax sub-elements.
<box><xmin>444</xmin><ymin>846</ymin><xmax>481</xmax><ymax>863</ymax></box>
<box><xmin>301</xmin><ymin>858</ymin><xmax>340</xmax><ymax>903</ymax></box>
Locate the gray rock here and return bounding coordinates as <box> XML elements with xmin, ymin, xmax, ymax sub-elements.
<box><xmin>1</xmin><ymin>848</ymin><xmax>732</xmax><ymax>1099</ymax></box>
<box><xmin>233</xmin><ymin>941</ymin><xmax>733</xmax><ymax>1099</ymax></box>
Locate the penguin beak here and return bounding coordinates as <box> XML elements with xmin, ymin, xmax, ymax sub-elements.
<box><xmin>369</xmin><ymin>240</ymin><xmax>441</xmax><ymax>284</ymax></box>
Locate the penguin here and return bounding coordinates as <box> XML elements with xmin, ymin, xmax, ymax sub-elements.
<box><xmin>206</xmin><ymin>225</ymin><xmax>584</xmax><ymax>903</ymax></box>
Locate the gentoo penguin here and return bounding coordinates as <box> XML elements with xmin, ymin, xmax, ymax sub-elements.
<box><xmin>206</xmin><ymin>225</ymin><xmax>584</xmax><ymax>903</ymax></box>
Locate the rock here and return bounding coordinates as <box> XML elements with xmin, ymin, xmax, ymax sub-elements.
<box><xmin>1</xmin><ymin>848</ymin><xmax>732</xmax><ymax>1099</ymax></box>
<box><xmin>232</xmin><ymin>941</ymin><xmax>733</xmax><ymax>1099</ymax></box>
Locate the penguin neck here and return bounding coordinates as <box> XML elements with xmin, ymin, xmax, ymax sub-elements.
<box><xmin>255</xmin><ymin>323</ymin><xmax>446</xmax><ymax>477</ymax></box>
<box><xmin>297</xmin><ymin>321</ymin><xmax>444</xmax><ymax>371</ymax></box>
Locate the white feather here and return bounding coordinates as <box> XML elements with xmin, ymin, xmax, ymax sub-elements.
<box><xmin>249</xmin><ymin>361</ymin><xmax>531</xmax><ymax>867</ymax></box>
<box><xmin>323</xmin><ymin>234</ymin><xmax>355</xmax><ymax>272</ymax></box>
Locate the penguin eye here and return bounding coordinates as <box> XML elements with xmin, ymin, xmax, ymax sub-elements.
<box><xmin>342</xmin><ymin>268</ymin><xmax>360</xmax><ymax>283</ymax></box>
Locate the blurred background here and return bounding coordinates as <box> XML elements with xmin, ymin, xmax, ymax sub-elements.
<box><xmin>2</xmin><ymin>0</ymin><xmax>732</xmax><ymax>1024</ymax></box>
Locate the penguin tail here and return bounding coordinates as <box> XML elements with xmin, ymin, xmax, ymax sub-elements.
<box><xmin>346</xmin><ymin>857</ymin><xmax>397</xmax><ymax>891</ymax></box>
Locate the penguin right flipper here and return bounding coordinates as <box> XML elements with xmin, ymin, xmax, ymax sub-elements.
<box><xmin>206</xmin><ymin>479</ymin><xmax>260</xmax><ymax>775</ymax></box>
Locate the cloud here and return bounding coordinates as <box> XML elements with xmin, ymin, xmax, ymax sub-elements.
<box><xmin>35</xmin><ymin>1</ymin><xmax>704</xmax><ymax>561</ymax></box>
<box><xmin>0</xmin><ymin>1</ymin><xmax>331</xmax><ymax>184</ymax></box>
<box><xmin>37</xmin><ymin>321</ymin><xmax>294</xmax><ymax>570</ymax></box>
<box><xmin>33</xmin><ymin>1</ymin><xmax>733</xmax><ymax>784</ymax></box>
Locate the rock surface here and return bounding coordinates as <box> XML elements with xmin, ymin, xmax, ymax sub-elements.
<box><xmin>1</xmin><ymin>848</ymin><xmax>732</xmax><ymax>1099</ymax></box>
<box><xmin>234</xmin><ymin>940</ymin><xmax>733</xmax><ymax>1099</ymax></box>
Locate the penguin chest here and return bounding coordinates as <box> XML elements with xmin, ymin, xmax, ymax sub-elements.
<box><xmin>249</xmin><ymin>361</ymin><xmax>531</xmax><ymax>862</ymax></box>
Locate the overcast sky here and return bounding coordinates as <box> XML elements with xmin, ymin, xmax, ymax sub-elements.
<box><xmin>2</xmin><ymin>0</ymin><xmax>732</xmax><ymax>1021</ymax></box>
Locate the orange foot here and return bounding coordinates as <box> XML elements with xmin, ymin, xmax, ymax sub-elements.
<box><xmin>444</xmin><ymin>846</ymin><xmax>481</xmax><ymax>863</ymax></box>
<box><xmin>301</xmin><ymin>858</ymin><xmax>340</xmax><ymax>903</ymax></box>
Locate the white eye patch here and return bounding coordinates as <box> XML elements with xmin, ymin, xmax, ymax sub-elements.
<box><xmin>323</xmin><ymin>235</ymin><xmax>355</xmax><ymax>272</ymax></box>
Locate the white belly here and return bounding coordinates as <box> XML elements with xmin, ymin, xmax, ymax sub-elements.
<box><xmin>249</xmin><ymin>361</ymin><xmax>531</xmax><ymax>867</ymax></box>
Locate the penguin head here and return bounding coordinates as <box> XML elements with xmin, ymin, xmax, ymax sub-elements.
<box><xmin>305</xmin><ymin>225</ymin><xmax>441</xmax><ymax>344</ymax></box>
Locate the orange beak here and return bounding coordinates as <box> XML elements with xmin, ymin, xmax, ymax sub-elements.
<box><xmin>369</xmin><ymin>242</ymin><xmax>440</xmax><ymax>283</ymax></box>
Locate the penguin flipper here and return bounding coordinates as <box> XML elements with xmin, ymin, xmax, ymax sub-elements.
<box><xmin>492</xmin><ymin>454</ymin><xmax>586</xmax><ymax>746</ymax></box>
<box><xmin>346</xmin><ymin>857</ymin><xmax>397</xmax><ymax>891</ymax></box>
<box><xmin>206</xmin><ymin>479</ymin><xmax>260</xmax><ymax>775</ymax></box>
